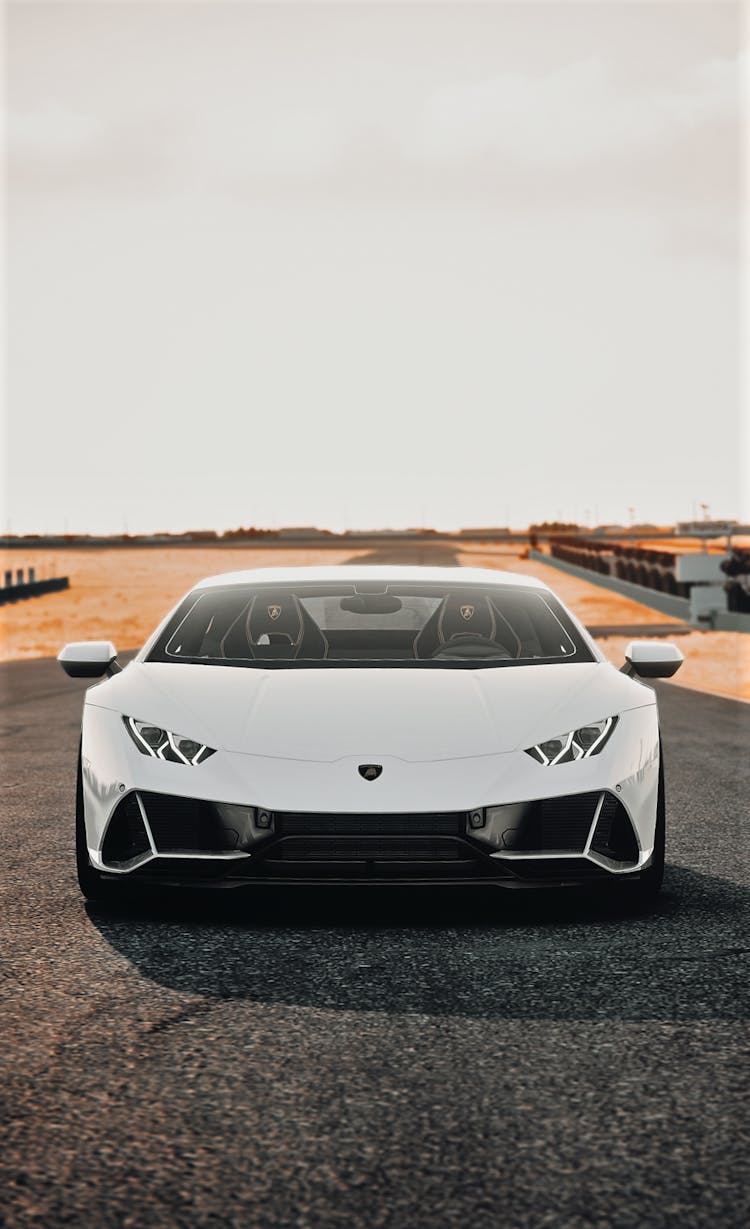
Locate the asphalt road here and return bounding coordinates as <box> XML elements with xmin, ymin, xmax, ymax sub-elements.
<box><xmin>1</xmin><ymin>656</ymin><xmax>748</xmax><ymax>1229</ymax></box>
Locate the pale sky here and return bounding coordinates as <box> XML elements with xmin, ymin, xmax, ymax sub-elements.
<box><xmin>4</xmin><ymin>1</ymin><xmax>747</xmax><ymax>533</ymax></box>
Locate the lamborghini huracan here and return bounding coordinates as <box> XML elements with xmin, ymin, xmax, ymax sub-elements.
<box><xmin>58</xmin><ymin>566</ymin><xmax>683</xmax><ymax>901</ymax></box>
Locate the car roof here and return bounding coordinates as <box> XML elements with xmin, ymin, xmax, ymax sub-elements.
<box><xmin>192</xmin><ymin>565</ymin><xmax>550</xmax><ymax>591</ymax></box>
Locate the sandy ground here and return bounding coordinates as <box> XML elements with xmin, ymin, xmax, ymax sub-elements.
<box><xmin>0</xmin><ymin>547</ymin><xmax>366</xmax><ymax>661</ymax></box>
<box><xmin>1</xmin><ymin>542</ymin><xmax>747</xmax><ymax>701</ymax></box>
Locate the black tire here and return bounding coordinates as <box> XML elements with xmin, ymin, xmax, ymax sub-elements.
<box><xmin>632</xmin><ymin>739</ymin><xmax>665</xmax><ymax>903</ymax></box>
<box><xmin>75</xmin><ymin>743</ymin><xmax>115</xmax><ymax>902</ymax></box>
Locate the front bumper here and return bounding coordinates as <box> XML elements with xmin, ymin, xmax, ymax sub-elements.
<box><xmin>91</xmin><ymin>788</ymin><xmax>650</xmax><ymax>889</ymax></box>
<box><xmin>81</xmin><ymin>700</ymin><xmax>660</xmax><ymax>889</ymax></box>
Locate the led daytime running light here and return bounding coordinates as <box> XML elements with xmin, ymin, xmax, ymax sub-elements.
<box><xmin>525</xmin><ymin>716</ymin><xmax>617</xmax><ymax>765</ymax></box>
<box><xmin>124</xmin><ymin>717</ymin><xmax>216</xmax><ymax>765</ymax></box>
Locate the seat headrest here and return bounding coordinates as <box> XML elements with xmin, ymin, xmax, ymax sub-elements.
<box><xmin>247</xmin><ymin>595</ymin><xmax>304</xmax><ymax>647</ymax></box>
<box><xmin>438</xmin><ymin>594</ymin><xmax>496</xmax><ymax>643</ymax></box>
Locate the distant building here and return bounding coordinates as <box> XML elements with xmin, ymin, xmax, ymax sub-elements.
<box><xmin>676</xmin><ymin>521</ymin><xmax>738</xmax><ymax>536</ymax></box>
<box><xmin>458</xmin><ymin>527</ymin><xmax>508</xmax><ymax>536</ymax></box>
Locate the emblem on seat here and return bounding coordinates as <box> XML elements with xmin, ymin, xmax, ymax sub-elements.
<box><xmin>460</xmin><ymin>605</ymin><xmax>475</xmax><ymax>620</ymax></box>
<box><xmin>358</xmin><ymin>764</ymin><xmax>383</xmax><ymax>781</ymax></box>
<box><xmin>267</xmin><ymin>605</ymin><xmax>282</xmax><ymax>620</ymax></box>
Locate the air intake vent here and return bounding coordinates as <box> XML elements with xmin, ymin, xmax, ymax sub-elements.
<box><xmin>590</xmin><ymin>793</ymin><xmax>639</xmax><ymax>864</ymax></box>
<box><xmin>139</xmin><ymin>793</ymin><xmax>239</xmax><ymax>853</ymax></box>
<box><xmin>102</xmin><ymin>794</ymin><xmax>150</xmax><ymax>865</ymax></box>
<box><xmin>277</xmin><ymin>813</ymin><xmax>463</xmax><ymax>836</ymax></box>
<box><xmin>273</xmin><ymin>836</ymin><xmax>463</xmax><ymax>861</ymax></box>
<box><xmin>499</xmin><ymin>792</ymin><xmax>602</xmax><ymax>853</ymax></box>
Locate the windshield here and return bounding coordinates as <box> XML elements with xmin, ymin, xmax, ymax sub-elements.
<box><xmin>146</xmin><ymin>581</ymin><xmax>594</xmax><ymax>669</ymax></box>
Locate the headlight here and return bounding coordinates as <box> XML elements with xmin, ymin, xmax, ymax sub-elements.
<box><xmin>124</xmin><ymin>716</ymin><xmax>217</xmax><ymax>765</ymax></box>
<box><xmin>524</xmin><ymin>716</ymin><xmax>618</xmax><ymax>765</ymax></box>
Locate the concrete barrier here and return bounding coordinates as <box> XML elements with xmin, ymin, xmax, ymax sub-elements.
<box><xmin>529</xmin><ymin>551</ymin><xmax>750</xmax><ymax>633</ymax></box>
<box><xmin>530</xmin><ymin>550</ymin><xmax>690</xmax><ymax>619</ymax></box>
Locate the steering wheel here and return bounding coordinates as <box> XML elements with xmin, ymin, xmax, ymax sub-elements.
<box><xmin>430</xmin><ymin>634</ymin><xmax>511</xmax><ymax>659</ymax></box>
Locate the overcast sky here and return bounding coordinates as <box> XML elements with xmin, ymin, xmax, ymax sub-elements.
<box><xmin>5</xmin><ymin>1</ymin><xmax>747</xmax><ymax>533</ymax></box>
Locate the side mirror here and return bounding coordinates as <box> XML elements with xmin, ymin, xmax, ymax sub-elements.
<box><xmin>58</xmin><ymin>641</ymin><xmax>122</xmax><ymax>679</ymax></box>
<box><xmin>621</xmin><ymin>640</ymin><xmax>683</xmax><ymax>679</ymax></box>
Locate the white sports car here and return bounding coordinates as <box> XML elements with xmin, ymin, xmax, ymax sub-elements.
<box><xmin>59</xmin><ymin>565</ymin><xmax>683</xmax><ymax>902</ymax></box>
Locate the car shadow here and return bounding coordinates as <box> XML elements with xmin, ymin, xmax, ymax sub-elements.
<box><xmin>86</xmin><ymin>863</ymin><xmax>749</xmax><ymax>1023</ymax></box>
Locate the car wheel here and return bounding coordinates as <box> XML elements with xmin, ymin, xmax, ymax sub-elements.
<box><xmin>75</xmin><ymin>744</ymin><xmax>115</xmax><ymax>902</ymax></box>
<box><xmin>632</xmin><ymin>739</ymin><xmax>666</xmax><ymax>903</ymax></box>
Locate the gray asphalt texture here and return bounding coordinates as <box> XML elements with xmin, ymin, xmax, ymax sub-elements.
<box><xmin>1</xmin><ymin>655</ymin><xmax>748</xmax><ymax>1229</ymax></box>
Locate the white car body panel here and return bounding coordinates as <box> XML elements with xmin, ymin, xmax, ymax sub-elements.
<box><xmin>87</xmin><ymin>659</ymin><xmax>649</xmax><ymax>762</ymax></box>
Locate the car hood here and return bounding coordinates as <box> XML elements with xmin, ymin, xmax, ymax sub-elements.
<box><xmin>89</xmin><ymin>660</ymin><xmax>653</xmax><ymax>762</ymax></box>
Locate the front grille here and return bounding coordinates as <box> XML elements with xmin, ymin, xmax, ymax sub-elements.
<box><xmin>273</xmin><ymin>836</ymin><xmax>464</xmax><ymax>861</ymax></box>
<box><xmin>590</xmin><ymin>793</ymin><xmax>639</xmax><ymax>863</ymax></box>
<box><xmin>267</xmin><ymin>812</ymin><xmax>469</xmax><ymax>864</ymax></box>
<box><xmin>102</xmin><ymin>795</ymin><xmax>150</xmax><ymax>865</ymax></box>
<box><xmin>277</xmin><ymin>812</ymin><xmax>463</xmax><ymax>836</ymax></box>
<box><xmin>139</xmin><ymin>792</ymin><xmax>238</xmax><ymax>853</ymax></box>
<box><xmin>500</xmin><ymin>792</ymin><xmax>601</xmax><ymax>853</ymax></box>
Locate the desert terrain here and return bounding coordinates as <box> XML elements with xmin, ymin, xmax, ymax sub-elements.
<box><xmin>1</xmin><ymin>541</ymin><xmax>747</xmax><ymax>700</ymax></box>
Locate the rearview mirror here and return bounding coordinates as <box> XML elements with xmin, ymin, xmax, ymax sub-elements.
<box><xmin>58</xmin><ymin>641</ymin><xmax>122</xmax><ymax>678</ymax></box>
<box><xmin>621</xmin><ymin>640</ymin><xmax>683</xmax><ymax>679</ymax></box>
<box><xmin>339</xmin><ymin>595</ymin><xmax>403</xmax><ymax>614</ymax></box>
